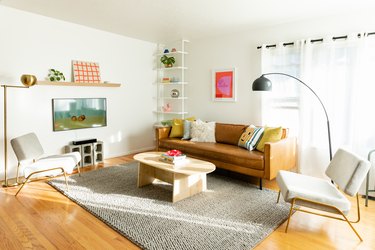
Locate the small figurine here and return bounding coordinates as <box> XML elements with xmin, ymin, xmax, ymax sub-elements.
<box><xmin>162</xmin><ymin>103</ymin><xmax>172</xmax><ymax>112</ymax></box>
<box><xmin>163</xmin><ymin>49</ymin><xmax>169</xmax><ymax>53</ymax></box>
<box><xmin>171</xmin><ymin>48</ymin><xmax>177</xmax><ymax>52</ymax></box>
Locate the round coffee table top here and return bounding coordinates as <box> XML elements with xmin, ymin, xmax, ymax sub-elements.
<box><xmin>133</xmin><ymin>151</ymin><xmax>216</xmax><ymax>175</ymax></box>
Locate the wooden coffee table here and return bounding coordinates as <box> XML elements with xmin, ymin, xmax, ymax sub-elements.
<box><xmin>133</xmin><ymin>152</ymin><xmax>216</xmax><ymax>202</ymax></box>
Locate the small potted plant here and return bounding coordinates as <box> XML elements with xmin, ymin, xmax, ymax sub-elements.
<box><xmin>160</xmin><ymin>55</ymin><xmax>175</xmax><ymax>68</ymax></box>
<box><xmin>48</xmin><ymin>69</ymin><xmax>65</xmax><ymax>82</ymax></box>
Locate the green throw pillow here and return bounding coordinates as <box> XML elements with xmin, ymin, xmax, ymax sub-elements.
<box><xmin>256</xmin><ymin>126</ymin><xmax>283</xmax><ymax>152</ymax></box>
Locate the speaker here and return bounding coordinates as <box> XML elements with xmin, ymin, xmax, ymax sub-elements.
<box><xmin>72</xmin><ymin>139</ymin><xmax>97</xmax><ymax>145</ymax></box>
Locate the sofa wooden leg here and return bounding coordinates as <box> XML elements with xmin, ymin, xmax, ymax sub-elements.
<box><xmin>259</xmin><ymin>178</ymin><xmax>262</xmax><ymax>190</ymax></box>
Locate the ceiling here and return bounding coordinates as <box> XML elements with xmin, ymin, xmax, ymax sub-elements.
<box><xmin>1</xmin><ymin>0</ymin><xmax>374</xmax><ymax>43</ymax></box>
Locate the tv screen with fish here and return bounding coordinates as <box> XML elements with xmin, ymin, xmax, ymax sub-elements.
<box><xmin>52</xmin><ymin>98</ymin><xmax>107</xmax><ymax>131</ymax></box>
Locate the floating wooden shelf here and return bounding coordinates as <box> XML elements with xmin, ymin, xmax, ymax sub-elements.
<box><xmin>36</xmin><ymin>81</ymin><xmax>121</xmax><ymax>87</ymax></box>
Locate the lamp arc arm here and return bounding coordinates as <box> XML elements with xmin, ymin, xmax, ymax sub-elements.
<box><xmin>262</xmin><ymin>72</ymin><xmax>332</xmax><ymax>160</ymax></box>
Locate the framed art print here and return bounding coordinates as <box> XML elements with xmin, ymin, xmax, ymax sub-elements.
<box><xmin>212</xmin><ymin>68</ymin><xmax>236</xmax><ymax>102</ymax></box>
<box><xmin>72</xmin><ymin>60</ymin><xmax>101</xmax><ymax>83</ymax></box>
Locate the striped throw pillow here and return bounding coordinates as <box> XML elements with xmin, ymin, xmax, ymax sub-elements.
<box><xmin>238</xmin><ymin>125</ymin><xmax>264</xmax><ymax>151</ymax></box>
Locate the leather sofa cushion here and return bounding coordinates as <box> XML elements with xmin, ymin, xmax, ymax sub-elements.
<box><xmin>159</xmin><ymin>138</ymin><xmax>264</xmax><ymax>170</ymax></box>
<box><xmin>215</xmin><ymin>123</ymin><xmax>248</xmax><ymax>146</ymax></box>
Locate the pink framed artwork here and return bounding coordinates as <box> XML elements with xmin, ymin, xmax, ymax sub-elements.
<box><xmin>212</xmin><ymin>68</ymin><xmax>237</xmax><ymax>102</ymax></box>
<box><xmin>72</xmin><ymin>60</ymin><xmax>101</xmax><ymax>83</ymax></box>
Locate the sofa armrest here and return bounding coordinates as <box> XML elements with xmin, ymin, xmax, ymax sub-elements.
<box><xmin>263</xmin><ymin>136</ymin><xmax>297</xmax><ymax>180</ymax></box>
<box><xmin>155</xmin><ymin>126</ymin><xmax>171</xmax><ymax>151</ymax></box>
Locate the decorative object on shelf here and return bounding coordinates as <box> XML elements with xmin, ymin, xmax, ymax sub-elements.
<box><xmin>212</xmin><ymin>68</ymin><xmax>237</xmax><ymax>102</ymax></box>
<box><xmin>162</xmin><ymin>77</ymin><xmax>171</xmax><ymax>83</ymax></box>
<box><xmin>162</xmin><ymin>103</ymin><xmax>172</xmax><ymax>112</ymax></box>
<box><xmin>160</xmin><ymin>55</ymin><xmax>175</xmax><ymax>68</ymax></box>
<box><xmin>171</xmin><ymin>77</ymin><xmax>180</xmax><ymax>82</ymax></box>
<box><xmin>170</xmin><ymin>89</ymin><xmax>180</xmax><ymax>98</ymax></box>
<box><xmin>163</xmin><ymin>49</ymin><xmax>169</xmax><ymax>53</ymax></box>
<box><xmin>20</xmin><ymin>74</ymin><xmax>37</xmax><ymax>86</ymax></box>
<box><xmin>1</xmin><ymin>75</ymin><xmax>37</xmax><ymax>187</ymax></box>
<box><xmin>171</xmin><ymin>48</ymin><xmax>177</xmax><ymax>52</ymax></box>
<box><xmin>72</xmin><ymin>60</ymin><xmax>101</xmax><ymax>83</ymax></box>
<box><xmin>47</xmin><ymin>69</ymin><xmax>65</xmax><ymax>82</ymax></box>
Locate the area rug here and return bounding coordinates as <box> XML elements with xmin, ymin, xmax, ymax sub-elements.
<box><xmin>48</xmin><ymin>161</ymin><xmax>291</xmax><ymax>250</ymax></box>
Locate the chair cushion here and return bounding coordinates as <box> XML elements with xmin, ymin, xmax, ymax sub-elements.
<box><xmin>277</xmin><ymin>170</ymin><xmax>351</xmax><ymax>215</ymax></box>
<box><xmin>11</xmin><ymin>133</ymin><xmax>44</xmax><ymax>162</ymax></box>
<box><xmin>325</xmin><ymin>148</ymin><xmax>371</xmax><ymax>196</ymax></box>
<box><xmin>23</xmin><ymin>152</ymin><xmax>81</xmax><ymax>178</ymax></box>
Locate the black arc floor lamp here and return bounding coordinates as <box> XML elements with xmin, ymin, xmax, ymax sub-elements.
<box><xmin>252</xmin><ymin>73</ymin><xmax>333</xmax><ymax>161</ymax></box>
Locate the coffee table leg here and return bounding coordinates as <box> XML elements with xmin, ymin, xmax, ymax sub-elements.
<box><xmin>172</xmin><ymin>173</ymin><xmax>207</xmax><ymax>202</ymax></box>
<box><xmin>138</xmin><ymin>163</ymin><xmax>155</xmax><ymax>187</ymax></box>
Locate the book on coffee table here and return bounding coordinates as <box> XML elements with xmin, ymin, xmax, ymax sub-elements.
<box><xmin>160</xmin><ymin>153</ymin><xmax>186</xmax><ymax>164</ymax></box>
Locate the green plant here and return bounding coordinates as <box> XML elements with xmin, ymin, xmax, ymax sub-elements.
<box><xmin>48</xmin><ymin>69</ymin><xmax>65</xmax><ymax>81</ymax></box>
<box><xmin>160</xmin><ymin>55</ymin><xmax>175</xmax><ymax>67</ymax></box>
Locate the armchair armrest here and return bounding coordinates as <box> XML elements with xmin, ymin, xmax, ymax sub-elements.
<box><xmin>155</xmin><ymin>126</ymin><xmax>171</xmax><ymax>151</ymax></box>
<box><xmin>263</xmin><ymin>136</ymin><xmax>297</xmax><ymax>180</ymax></box>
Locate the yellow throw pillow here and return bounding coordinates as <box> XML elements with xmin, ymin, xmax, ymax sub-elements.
<box><xmin>169</xmin><ymin>117</ymin><xmax>195</xmax><ymax>138</ymax></box>
<box><xmin>256</xmin><ymin>126</ymin><xmax>283</xmax><ymax>152</ymax></box>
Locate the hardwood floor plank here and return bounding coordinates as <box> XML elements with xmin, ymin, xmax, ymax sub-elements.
<box><xmin>0</xmin><ymin>153</ymin><xmax>374</xmax><ymax>249</ymax></box>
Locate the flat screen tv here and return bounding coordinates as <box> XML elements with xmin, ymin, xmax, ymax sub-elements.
<box><xmin>52</xmin><ymin>98</ymin><xmax>107</xmax><ymax>131</ymax></box>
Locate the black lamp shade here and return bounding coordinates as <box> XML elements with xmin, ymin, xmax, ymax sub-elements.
<box><xmin>252</xmin><ymin>75</ymin><xmax>272</xmax><ymax>91</ymax></box>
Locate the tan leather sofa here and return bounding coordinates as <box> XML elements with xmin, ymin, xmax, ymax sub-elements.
<box><xmin>155</xmin><ymin>123</ymin><xmax>297</xmax><ymax>189</ymax></box>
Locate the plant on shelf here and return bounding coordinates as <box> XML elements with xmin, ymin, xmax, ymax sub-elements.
<box><xmin>48</xmin><ymin>69</ymin><xmax>65</xmax><ymax>81</ymax></box>
<box><xmin>160</xmin><ymin>55</ymin><xmax>175</xmax><ymax>68</ymax></box>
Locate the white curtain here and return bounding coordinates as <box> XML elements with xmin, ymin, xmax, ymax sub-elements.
<box><xmin>261</xmin><ymin>34</ymin><xmax>375</xmax><ymax>178</ymax></box>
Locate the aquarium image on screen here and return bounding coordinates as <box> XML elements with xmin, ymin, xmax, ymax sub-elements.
<box><xmin>52</xmin><ymin>98</ymin><xmax>107</xmax><ymax>131</ymax></box>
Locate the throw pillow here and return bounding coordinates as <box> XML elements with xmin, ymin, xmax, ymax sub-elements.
<box><xmin>182</xmin><ymin>120</ymin><xmax>193</xmax><ymax>140</ymax></box>
<box><xmin>238</xmin><ymin>125</ymin><xmax>264</xmax><ymax>151</ymax></box>
<box><xmin>169</xmin><ymin>117</ymin><xmax>195</xmax><ymax>138</ymax></box>
<box><xmin>256</xmin><ymin>126</ymin><xmax>283</xmax><ymax>152</ymax></box>
<box><xmin>190</xmin><ymin>119</ymin><xmax>216</xmax><ymax>142</ymax></box>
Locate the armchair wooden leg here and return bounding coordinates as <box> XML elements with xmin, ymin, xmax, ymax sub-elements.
<box><xmin>285</xmin><ymin>198</ymin><xmax>296</xmax><ymax>233</ymax></box>
<box><xmin>277</xmin><ymin>190</ymin><xmax>281</xmax><ymax>203</ymax></box>
<box><xmin>259</xmin><ymin>178</ymin><xmax>262</xmax><ymax>190</ymax></box>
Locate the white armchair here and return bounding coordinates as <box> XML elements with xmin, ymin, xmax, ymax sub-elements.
<box><xmin>276</xmin><ymin>148</ymin><xmax>370</xmax><ymax>241</ymax></box>
<box><xmin>10</xmin><ymin>133</ymin><xmax>81</xmax><ymax>196</ymax></box>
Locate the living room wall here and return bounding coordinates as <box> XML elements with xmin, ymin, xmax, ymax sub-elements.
<box><xmin>187</xmin><ymin>12</ymin><xmax>375</xmax><ymax>125</ymax></box>
<box><xmin>0</xmin><ymin>6</ymin><xmax>156</xmax><ymax>180</ymax></box>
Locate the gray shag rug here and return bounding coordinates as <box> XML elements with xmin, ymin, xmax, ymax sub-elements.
<box><xmin>48</xmin><ymin>161</ymin><xmax>291</xmax><ymax>250</ymax></box>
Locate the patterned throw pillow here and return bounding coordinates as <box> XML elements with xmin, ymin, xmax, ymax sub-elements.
<box><xmin>190</xmin><ymin>119</ymin><xmax>216</xmax><ymax>142</ymax></box>
<box><xmin>182</xmin><ymin>120</ymin><xmax>193</xmax><ymax>140</ymax></box>
<box><xmin>256</xmin><ymin>126</ymin><xmax>283</xmax><ymax>152</ymax></box>
<box><xmin>238</xmin><ymin>125</ymin><xmax>264</xmax><ymax>151</ymax></box>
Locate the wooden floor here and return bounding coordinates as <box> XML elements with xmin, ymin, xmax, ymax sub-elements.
<box><xmin>1</xmin><ymin>153</ymin><xmax>374</xmax><ymax>249</ymax></box>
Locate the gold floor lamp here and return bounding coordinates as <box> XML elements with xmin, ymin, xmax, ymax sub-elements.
<box><xmin>1</xmin><ymin>74</ymin><xmax>37</xmax><ymax>187</ymax></box>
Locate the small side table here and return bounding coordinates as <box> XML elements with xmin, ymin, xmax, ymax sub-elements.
<box><xmin>365</xmin><ymin>149</ymin><xmax>375</xmax><ymax>207</ymax></box>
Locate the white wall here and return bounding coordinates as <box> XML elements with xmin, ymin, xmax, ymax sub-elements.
<box><xmin>187</xmin><ymin>13</ymin><xmax>375</xmax><ymax>125</ymax></box>
<box><xmin>0</xmin><ymin>6</ymin><xmax>156</xmax><ymax>180</ymax></box>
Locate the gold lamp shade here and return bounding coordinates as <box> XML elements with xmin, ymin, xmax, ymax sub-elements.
<box><xmin>20</xmin><ymin>74</ymin><xmax>37</xmax><ymax>86</ymax></box>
